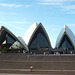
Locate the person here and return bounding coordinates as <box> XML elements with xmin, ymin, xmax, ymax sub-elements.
<box><xmin>58</xmin><ymin>52</ymin><xmax>60</xmax><ymax>55</ymax></box>
<box><xmin>70</xmin><ymin>51</ymin><xmax>72</xmax><ymax>54</ymax></box>
<box><xmin>30</xmin><ymin>66</ymin><xmax>33</xmax><ymax>72</ymax></box>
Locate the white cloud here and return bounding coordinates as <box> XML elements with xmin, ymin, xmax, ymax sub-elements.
<box><xmin>0</xmin><ymin>0</ymin><xmax>3</xmax><ymax>1</ymax></box>
<box><xmin>0</xmin><ymin>20</ymin><xmax>26</xmax><ymax>31</ymax></box>
<box><xmin>0</xmin><ymin>3</ymin><xmax>31</xmax><ymax>8</ymax></box>
<box><xmin>37</xmin><ymin>2</ymin><xmax>63</xmax><ymax>5</ymax></box>
<box><xmin>68</xmin><ymin>24</ymin><xmax>75</xmax><ymax>26</ymax></box>
<box><xmin>62</xmin><ymin>5</ymin><xmax>75</xmax><ymax>10</ymax></box>
<box><xmin>65</xmin><ymin>11</ymin><xmax>75</xmax><ymax>14</ymax></box>
<box><xmin>0</xmin><ymin>13</ymin><xmax>16</xmax><ymax>15</ymax></box>
<box><xmin>40</xmin><ymin>0</ymin><xmax>75</xmax><ymax>14</ymax></box>
<box><xmin>38</xmin><ymin>0</ymin><xmax>75</xmax><ymax>2</ymax></box>
<box><xmin>60</xmin><ymin>5</ymin><xmax>75</xmax><ymax>14</ymax></box>
<box><xmin>36</xmin><ymin>0</ymin><xmax>75</xmax><ymax>6</ymax></box>
<box><xmin>6</xmin><ymin>21</ymin><xmax>28</xmax><ymax>24</ymax></box>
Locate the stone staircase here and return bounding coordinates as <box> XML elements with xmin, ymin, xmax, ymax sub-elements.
<box><xmin>0</xmin><ymin>53</ymin><xmax>75</xmax><ymax>74</ymax></box>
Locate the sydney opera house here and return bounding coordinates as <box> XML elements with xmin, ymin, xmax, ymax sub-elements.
<box><xmin>0</xmin><ymin>22</ymin><xmax>75</xmax><ymax>54</ymax></box>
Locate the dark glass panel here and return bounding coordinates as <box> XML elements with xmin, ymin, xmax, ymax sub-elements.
<box><xmin>0</xmin><ymin>33</ymin><xmax>24</xmax><ymax>51</ymax></box>
<box><xmin>59</xmin><ymin>34</ymin><xmax>74</xmax><ymax>49</ymax></box>
<box><xmin>29</xmin><ymin>26</ymin><xmax>50</xmax><ymax>50</ymax></box>
<box><xmin>6</xmin><ymin>34</ymin><xmax>15</xmax><ymax>44</ymax></box>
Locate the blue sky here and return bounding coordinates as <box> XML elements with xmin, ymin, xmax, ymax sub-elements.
<box><xmin>0</xmin><ymin>0</ymin><xmax>75</xmax><ymax>48</ymax></box>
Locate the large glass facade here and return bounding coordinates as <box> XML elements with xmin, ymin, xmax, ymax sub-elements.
<box><xmin>0</xmin><ymin>32</ymin><xmax>24</xmax><ymax>53</ymax></box>
<box><xmin>59</xmin><ymin>34</ymin><xmax>74</xmax><ymax>49</ymax></box>
<box><xmin>29</xmin><ymin>26</ymin><xmax>51</xmax><ymax>50</ymax></box>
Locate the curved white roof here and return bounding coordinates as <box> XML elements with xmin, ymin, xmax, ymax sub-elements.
<box><xmin>55</xmin><ymin>25</ymin><xmax>75</xmax><ymax>49</ymax></box>
<box><xmin>0</xmin><ymin>26</ymin><xmax>29</xmax><ymax>51</ymax></box>
<box><xmin>18</xmin><ymin>37</ymin><xmax>29</xmax><ymax>51</ymax></box>
<box><xmin>23</xmin><ymin>22</ymin><xmax>38</xmax><ymax>45</ymax></box>
<box><xmin>28</xmin><ymin>23</ymin><xmax>52</xmax><ymax>47</ymax></box>
<box><xmin>23</xmin><ymin>22</ymin><xmax>52</xmax><ymax>48</ymax></box>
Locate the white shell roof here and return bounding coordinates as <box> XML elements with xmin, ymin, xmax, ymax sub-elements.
<box><xmin>23</xmin><ymin>22</ymin><xmax>38</xmax><ymax>45</ymax></box>
<box><xmin>0</xmin><ymin>26</ymin><xmax>29</xmax><ymax>51</ymax></box>
<box><xmin>23</xmin><ymin>22</ymin><xmax>51</xmax><ymax>48</ymax></box>
<box><xmin>55</xmin><ymin>25</ymin><xmax>75</xmax><ymax>48</ymax></box>
<box><xmin>18</xmin><ymin>37</ymin><xmax>29</xmax><ymax>51</ymax></box>
<box><xmin>28</xmin><ymin>23</ymin><xmax>51</xmax><ymax>47</ymax></box>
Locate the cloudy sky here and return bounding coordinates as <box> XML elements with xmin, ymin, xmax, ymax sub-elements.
<box><xmin>0</xmin><ymin>0</ymin><xmax>75</xmax><ymax>48</ymax></box>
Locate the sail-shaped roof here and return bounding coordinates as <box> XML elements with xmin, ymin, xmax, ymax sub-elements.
<box><xmin>28</xmin><ymin>23</ymin><xmax>52</xmax><ymax>48</ymax></box>
<box><xmin>23</xmin><ymin>22</ymin><xmax>38</xmax><ymax>45</ymax></box>
<box><xmin>55</xmin><ymin>25</ymin><xmax>75</xmax><ymax>49</ymax></box>
<box><xmin>0</xmin><ymin>26</ymin><xmax>29</xmax><ymax>51</ymax></box>
<box><xmin>24</xmin><ymin>22</ymin><xmax>52</xmax><ymax>49</ymax></box>
<box><xmin>18</xmin><ymin>37</ymin><xmax>29</xmax><ymax>51</ymax></box>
